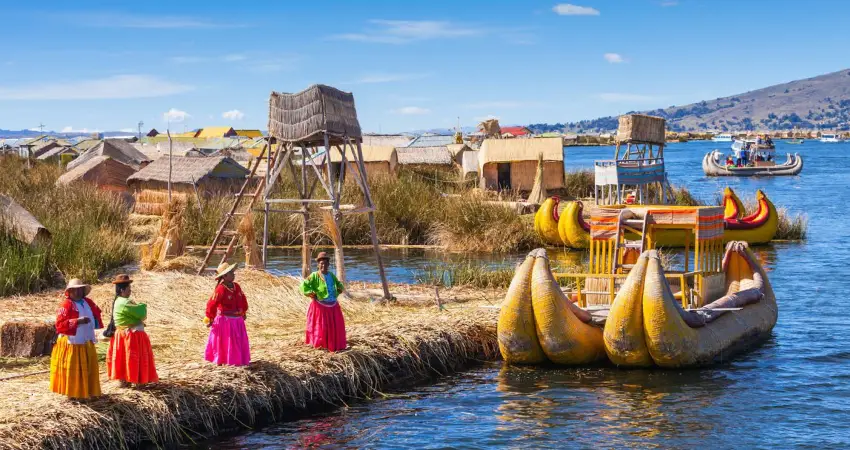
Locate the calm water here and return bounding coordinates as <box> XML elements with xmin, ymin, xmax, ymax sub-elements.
<box><xmin>211</xmin><ymin>141</ymin><xmax>850</xmax><ymax>449</ymax></box>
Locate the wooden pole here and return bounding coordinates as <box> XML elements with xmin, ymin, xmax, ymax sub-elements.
<box><xmin>353</xmin><ymin>139</ymin><xmax>391</xmax><ymax>299</ymax></box>
<box><xmin>324</xmin><ymin>134</ymin><xmax>345</xmax><ymax>284</ymax></box>
<box><xmin>262</xmin><ymin>141</ymin><xmax>272</xmax><ymax>268</ymax></box>
<box><xmin>167</xmin><ymin>129</ymin><xmax>173</xmax><ymax>203</ymax></box>
<box><xmin>301</xmin><ymin>145</ymin><xmax>310</xmax><ymax>278</ymax></box>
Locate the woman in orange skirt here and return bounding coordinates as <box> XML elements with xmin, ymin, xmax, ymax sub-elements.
<box><xmin>106</xmin><ymin>274</ymin><xmax>158</xmax><ymax>386</ymax></box>
<box><xmin>50</xmin><ymin>278</ymin><xmax>103</xmax><ymax>399</ymax></box>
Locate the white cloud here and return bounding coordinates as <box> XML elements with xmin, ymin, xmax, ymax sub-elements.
<box><xmin>604</xmin><ymin>53</ymin><xmax>625</xmax><ymax>63</ymax></box>
<box><xmin>59</xmin><ymin>12</ymin><xmax>244</xmax><ymax>29</ymax></box>
<box><xmin>222</xmin><ymin>109</ymin><xmax>245</xmax><ymax>120</ymax></box>
<box><xmin>163</xmin><ymin>108</ymin><xmax>191</xmax><ymax>123</ymax></box>
<box><xmin>394</xmin><ymin>106</ymin><xmax>431</xmax><ymax>115</ymax></box>
<box><xmin>60</xmin><ymin>126</ymin><xmax>102</xmax><ymax>133</ymax></box>
<box><xmin>598</xmin><ymin>93</ymin><xmax>660</xmax><ymax>102</ymax></box>
<box><xmin>0</xmin><ymin>75</ymin><xmax>192</xmax><ymax>100</ymax></box>
<box><xmin>331</xmin><ymin>19</ymin><xmax>485</xmax><ymax>44</ymax></box>
<box><xmin>171</xmin><ymin>54</ymin><xmax>299</xmax><ymax>73</ymax></box>
<box><xmin>119</xmin><ymin>128</ymin><xmax>135</xmax><ymax>133</ymax></box>
<box><xmin>349</xmin><ymin>73</ymin><xmax>431</xmax><ymax>84</ymax></box>
<box><xmin>464</xmin><ymin>101</ymin><xmax>543</xmax><ymax>109</ymax></box>
<box><xmin>553</xmin><ymin>4</ymin><xmax>601</xmax><ymax>15</ymax></box>
<box><xmin>474</xmin><ymin>114</ymin><xmax>501</xmax><ymax>122</ymax></box>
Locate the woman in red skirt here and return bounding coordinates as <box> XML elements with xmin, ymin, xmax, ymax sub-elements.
<box><xmin>300</xmin><ymin>252</ymin><xmax>347</xmax><ymax>351</ymax></box>
<box><xmin>106</xmin><ymin>274</ymin><xmax>158</xmax><ymax>386</ymax></box>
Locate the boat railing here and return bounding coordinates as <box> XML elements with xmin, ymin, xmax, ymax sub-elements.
<box><xmin>554</xmin><ymin>271</ymin><xmax>710</xmax><ymax>309</ymax></box>
<box><xmin>594</xmin><ymin>157</ymin><xmax>665</xmax><ymax>168</ymax></box>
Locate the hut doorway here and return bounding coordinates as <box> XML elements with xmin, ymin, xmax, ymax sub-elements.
<box><xmin>497</xmin><ymin>163</ymin><xmax>511</xmax><ymax>190</ymax></box>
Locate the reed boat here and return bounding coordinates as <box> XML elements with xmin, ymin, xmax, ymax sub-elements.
<box><xmin>505</xmin><ymin>204</ymin><xmax>776</xmax><ymax>367</ymax></box>
<box><xmin>497</xmin><ymin>248</ymin><xmax>605</xmax><ymax>365</ymax></box>
<box><xmin>703</xmin><ymin>149</ymin><xmax>803</xmax><ymax>176</ymax></box>
<box><xmin>605</xmin><ymin>242</ymin><xmax>777</xmax><ymax>368</ymax></box>
<box><xmin>537</xmin><ymin>187</ymin><xmax>778</xmax><ymax>248</ymax></box>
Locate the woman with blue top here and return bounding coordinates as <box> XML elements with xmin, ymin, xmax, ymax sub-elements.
<box><xmin>300</xmin><ymin>252</ymin><xmax>347</xmax><ymax>351</ymax></box>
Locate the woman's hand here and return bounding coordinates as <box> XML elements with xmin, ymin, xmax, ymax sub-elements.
<box><xmin>76</xmin><ymin>317</ymin><xmax>91</xmax><ymax>325</ymax></box>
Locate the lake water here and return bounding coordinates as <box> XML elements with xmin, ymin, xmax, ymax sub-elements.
<box><xmin>209</xmin><ymin>140</ymin><xmax>850</xmax><ymax>448</ymax></box>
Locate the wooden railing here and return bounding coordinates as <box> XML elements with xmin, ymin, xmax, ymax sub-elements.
<box><xmin>553</xmin><ymin>271</ymin><xmax>706</xmax><ymax>309</ymax></box>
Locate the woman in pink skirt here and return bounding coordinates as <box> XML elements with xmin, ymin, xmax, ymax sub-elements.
<box><xmin>204</xmin><ymin>262</ymin><xmax>251</xmax><ymax>366</ymax></box>
<box><xmin>300</xmin><ymin>252</ymin><xmax>347</xmax><ymax>352</ymax></box>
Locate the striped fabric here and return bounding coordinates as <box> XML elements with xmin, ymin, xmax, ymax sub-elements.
<box><xmin>589</xmin><ymin>206</ymin><xmax>725</xmax><ymax>241</ymax></box>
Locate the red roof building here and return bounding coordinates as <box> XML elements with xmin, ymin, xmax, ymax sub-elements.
<box><xmin>500</xmin><ymin>126</ymin><xmax>532</xmax><ymax>137</ymax></box>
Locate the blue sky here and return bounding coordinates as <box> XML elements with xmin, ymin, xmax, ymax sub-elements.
<box><xmin>1</xmin><ymin>0</ymin><xmax>848</xmax><ymax>134</ymax></box>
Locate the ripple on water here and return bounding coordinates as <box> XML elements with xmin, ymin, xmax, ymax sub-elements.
<box><xmin>209</xmin><ymin>142</ymin><xmax>850</xmax><ymax>449</ymax></box>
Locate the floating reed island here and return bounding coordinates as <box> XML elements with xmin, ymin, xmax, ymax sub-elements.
<box><xmin>0</xmin><ymin>270</ymin><xmax>499</xmax><ymax>449</ymax></box>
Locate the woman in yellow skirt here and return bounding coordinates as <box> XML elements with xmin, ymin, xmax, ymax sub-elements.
<box><xmin>49</xmin><ymin>278</ymin><xmax>103</xmax><ymax>399</ymax></box>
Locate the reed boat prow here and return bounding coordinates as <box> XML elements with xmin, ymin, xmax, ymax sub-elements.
<box><xmin>641</xmin><ymin>242</ymin><xmax>777</xmax><ymax>367</ymax></box>
<box><xmin>534</xmin><ymin>197</ymin><xmax>563</xmax><ymax>246</ymax></box>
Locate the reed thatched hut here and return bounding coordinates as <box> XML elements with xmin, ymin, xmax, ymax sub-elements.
<box><xmin>328</xmin><ymin>145</ymin><xmax>398</xmax><ymax>177</ymax></box>
<box><xmin>67</xmin><ymin>139</ymin><xmax>152</xmax><ymax>171</ymax></box>
<box><xmin>0</xmin><ymin>194</ymin><xmax>51</xmax><ymax>247</ymax></box>
<box><xmin>56</xmin><ymin>156</ymin><xmax>137</xmax><ymax>193</ymax></box>
<box><xmin>395</xmin><ymin>147</ymin><xmax>453</xmax><ymax>170</ymax></box>
<box><xmin>478</xmin><ymin>137</ymin><xmax>564</xmax><ymax>191</ymax></box>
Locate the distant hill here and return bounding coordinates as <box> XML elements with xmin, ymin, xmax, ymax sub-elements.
<box><xmin>0</xmin><ymin>129</ymin><xmax>137</xmax><ymax>139</ymax></box>
<box><xmin>530</xmin><ymin>69</ymin><xmax>850</xmax><ymax>133</ymax></box>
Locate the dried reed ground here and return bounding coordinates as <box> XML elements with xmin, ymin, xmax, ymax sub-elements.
<box><xmin>0</xmin><ymin>270</ymin><xmax>499</xmax><ymax>449</ymax></box>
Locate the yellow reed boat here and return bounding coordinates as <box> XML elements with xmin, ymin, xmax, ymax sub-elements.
<box><xmin>502</xmin><ymin>203</ymin><xmax>777</xmax><ymax>367</ymax></box>
<box><xmin>534</xmin><ymin>187</ymin><xmax>778</xmax><ymax>248</ymax></box>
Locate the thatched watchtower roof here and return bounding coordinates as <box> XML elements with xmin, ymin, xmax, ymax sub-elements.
<box><xmin>127</xmin><ymin>156</ymin><xmax>249</xmax><ymax>186</ymax></box>
<box><xmin>268</xmin><ymin>84</ymin><xmax>362</xmax><ymax>146</ymax></box>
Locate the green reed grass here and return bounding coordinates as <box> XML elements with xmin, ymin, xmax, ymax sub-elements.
<box><xmin>414</xmin><ymin>260</ymin><xmax>517</xmax><ymax>289</ymax></box>
<box><xmin>0</xmin><ymin>156</ymin><xmax>135</xmax><ymax>294</ymax></box>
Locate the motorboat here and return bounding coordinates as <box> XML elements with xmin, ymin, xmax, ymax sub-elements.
<box><xmin>712</xmin><ymin>133</ymin><xmax>733</xmax><ymax>142</ymax></box>
<box><xmin>819</xmin><ymin>133</ymin><xmax>843</xmax><ymax>143</ymax></box>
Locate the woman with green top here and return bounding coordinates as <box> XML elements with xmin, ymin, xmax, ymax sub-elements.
<box><xmin>300</xmin><ymin>252</ymin><xmax>347</xmax><ymax>351</ymax></box>
<box><xmin>106</xmin><ymin>274</ymin><xmax>158</xmax><ymax>386</ymax></box>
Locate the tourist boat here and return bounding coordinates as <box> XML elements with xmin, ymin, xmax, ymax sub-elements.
<box><xmin>534</xmin><ymin>187</ymin><xmax>779</xmax><ymax>249</ymax></box>
<box><xmin>501</xmin><ymin>205</ymin><xmax>778</xmax><ymax>367</ymax></box>
<box><xmin>819</xmin><ymin>133</ymin><xmax>843</xmax><ymax>143</ymax></box>
<box><xmin>712</xmin><ymin>133</ymin><xmax>733</xmax><ymax>142</ymax></box>
<box><xmin>702</xmin><ymin>149</ymin><xmax>803</xmax><ymax>176</ymax></box>
<box><xmin>731</xmin><ymin>138</ymin><xmax>774</xmax><ymax>151</ymax></box>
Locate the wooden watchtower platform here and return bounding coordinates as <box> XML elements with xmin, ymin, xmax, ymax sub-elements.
<box><xmin>594</xmin><ymin>114</ymin><xmax>671</xmax><ymax>205</ymax></box>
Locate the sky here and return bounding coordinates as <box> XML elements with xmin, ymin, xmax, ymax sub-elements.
<box><xmin>1</xmin><ymin>0</ymin><xmax>848</xmax><ymax>134</ymax></box>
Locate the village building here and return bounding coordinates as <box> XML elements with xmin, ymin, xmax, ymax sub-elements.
<box><xmin>478</xmin><ymin>137</ymin><xmax>565</xmax><ymax>191</ymax></box>
<box><xmin>55</xmin><ymin>155</ymin><xmax>137</xmax><ymax>194</ymax></box>
<box><xmin>447</xmin><ymin>143</ymin><xmax>478</xmax><ymax>176</ymax></box>
<box><xmin>396</xmin><ymin>146</ymin><xmax>453</xmax><ymax>170</ymax></box>
<box><xmin>234</xmin><ymin>129</ymin><xmax>263</xmax><ymax>138</ymax></box>
<box><xmin>196</xmin><ymin>127</ymin><xmax>237</xmax><ymax>139</ymax></box>
<box><xmin>126</xmin><ymin>155</ymin><xmax>250</xmax><ymax>214</ymax></box>
<box><xmin>67</xmin><ymin>138</ymin><xmax>152</xmax><ymax>171</ymax></box>
<box><xmin>328</xmin><ymin>145</ymin><xmax>398</xmax><ymax>178</ymax></box>
<box><xmin>500</xmin><ymin>126</ymin><xmax>532</xmax><ymax>138</ymax></box>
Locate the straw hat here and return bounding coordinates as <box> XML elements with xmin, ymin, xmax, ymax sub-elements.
<box><xmin>215</xmin><ymin>262</ymin><xmax>238</xmax><ymax>279</ymax></box>
<box><xmin>65</xmin><ymin>278</ymin><xmax>91</xmax><ymax>296</ymax></box>
<box><xmin>111</xmin><ymin>274</ymin><xmax>134</xmax><ymax>285</ymax></box>
<box><xmin>315</xmin><ymin>252</ymin><xmax>330</xmax><ymax>262</ymax></box>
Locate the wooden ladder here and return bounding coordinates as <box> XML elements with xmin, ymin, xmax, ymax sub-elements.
<box><xmin>196</xmin><ymin>144</ymin><xmax>276</xmax><ymax>275</ymax></box>
<box><xmin>613</xmin><ymin>212</ymin><xmax>649</xmax><ymax>273</ymax></box>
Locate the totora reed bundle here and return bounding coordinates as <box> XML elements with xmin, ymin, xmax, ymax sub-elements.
<box><xmin>0</xmin><ymin>270</ymin><xmax>498</xmax><ymax>449</ymax></box>
<box><xmin>141</xmin><ymin>199</ymin><xmax>187</xmax><ymax>271</ymax></box>
<box><xmin>237</xmin><ymin>212</ymin><xmax>263</xmax><ymax>269</ymax></box>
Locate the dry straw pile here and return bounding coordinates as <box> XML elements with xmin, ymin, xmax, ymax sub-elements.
<box><xmin>0</xmin><ymin>270</ymin><xmax>498</xmax><ymax>449</ymax></box>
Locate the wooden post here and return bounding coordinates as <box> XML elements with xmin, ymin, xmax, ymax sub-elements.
<box><xmin>262</xmin><ymin>141</ymin><xmax>272</xmax><ymax>268</ymax></box>
<box><xmin>300</xmin><ymin>146</ymin><xmax>310</xmax><ymax>278</ymax></box>
<box><xmin>353</xmin><ymin>139</ymin><xmax>391</xmax><ymax>300</ymax></box>
<box><xmin>323</xmin><ymin>134</ymin><xmax>346</xmax><ymax>283</ymax></box>
<box><xmin>167</xmin><ymin>129</ymin><xmax>173</xmax><ymax>203</ymax></box>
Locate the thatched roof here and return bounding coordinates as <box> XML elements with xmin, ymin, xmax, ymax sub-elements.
<box><xmin>36</xmin><ymin>145</ymin><xmax>77</xmax><ymax>160</ymax></box>
<box><xmin>67</xmin><ymin>139</ymin><xmax>153</xmax><ymax>171</ymax></box>
<box><xmin>0</xmin><ymin>194</ymin><xmax>51</xmax><ymax>246</ymax></box>
<box><xmin>268</xmin><ymin>84</ymin><xmax>362</xmax><ymax>145</ymax></box>
<box><xmin>478</xmin><ymin>137</ymin><xmax>563</xmax><ymax>167</ymax></box>
<box><xmin>396</xmin><ymin>147</ymin><xmax>453</xmax><ymax>165</ymax></box>
<box><xmin>56</xmin><ymin>155</ymin><xmax>136</xmax><ymax>187</ymax></box>
<box><xmin>127</xmin><ymin>156</ymin><xmax>249</xmax><ymax>186</ymax></box>
<box><xmin>362</xmin><ymin>134</ymin><xmax>413</xmax><ymax>147</ymax></box>
<box><xmin>328</xmin><ymin>145</ymin><xmax>396</xmax><ymax>163</ymax></box>
<box><xmin>234</xmin><ymin>129</ymin><xmax>263</xmax><ymax>138</ymax></box>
